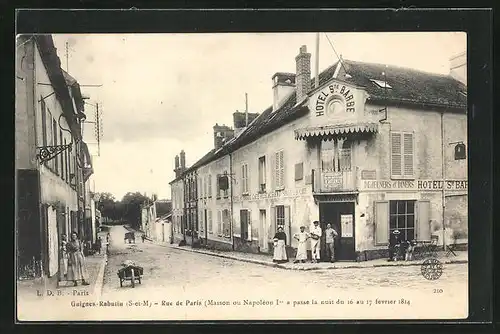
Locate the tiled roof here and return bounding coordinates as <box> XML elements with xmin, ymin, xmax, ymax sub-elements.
<box><xmin>329</xmin><ymin>60</ymin><xmax>467</xmax><ymax>109</ymax></box>
<box><xmin>171</xmin><ymin>58</ymin><xmax>466</xmax><ymax>182</ymax></box>
<box><xmin>34</xmin><ymin>35</ymin><xmax>83</xmax><ymax>140</ymax></box>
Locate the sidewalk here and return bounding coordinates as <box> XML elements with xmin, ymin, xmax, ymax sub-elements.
<box><xmin>17</xmin><ymin>234</ymin><xmax>108</xmax><ymax>303</ymax></box>
<box><xmin>169</xmin><ymin>244</ymin><xmax>468</xmax><ymax>271</ymax></box>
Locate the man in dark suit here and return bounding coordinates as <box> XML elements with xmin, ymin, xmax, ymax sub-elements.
<box><xmin>388</xmin><ymin>229</ymin><xmax>402</xmax><ymax>261</ymax></box>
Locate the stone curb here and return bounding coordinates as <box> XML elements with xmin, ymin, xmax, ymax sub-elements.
<box><xmin>93</xmin><ymin>253</ymin><xmax>108</xmax><ymax>302</ymax></box>
<box><xmin>170</xmin><ymin>245</ymin><xmax>467</xmax><ymax>271</ymax></box>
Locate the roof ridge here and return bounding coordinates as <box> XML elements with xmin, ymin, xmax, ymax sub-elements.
<box><xmin>343</xmin><ymin>59</ymin><xmax>456</xmax><ymax>79</ymax></box>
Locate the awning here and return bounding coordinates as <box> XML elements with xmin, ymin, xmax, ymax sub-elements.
<box><xmin>294</xmin><ymin>122</ymin><xmax>378</xmax><ymax>140</ymax></box>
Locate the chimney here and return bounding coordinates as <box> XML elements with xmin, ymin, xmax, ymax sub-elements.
<box><xmin>295</xmin><ymin>45</ymin><xmax>311</xmax><ymax>103</ymax></box>
<box><xmin>272</xmin><ymin>72</ymin><xmax>296</xmax><ymax>111</ymax></box>
<box><xmin>174</xmin><ymin>155</ymin><xmax>180</xmax><ymax>177</ymax></box>
<box><xmin>180</xmin><ymin>150</ymin><xmax>186</xmax><ymax>171</ymax></box>
<box><xmin>233</xmin><ymin>111</ymin><xmax>259</xmax><ymax>136</ymax></box>
<box><xmin>449</xmin><ymin>51</ymin><xmax>467</xmax><ymax>85</ymax></box>
<box><xmin>213</xmin><ymin>123</ymin><xmax>234</xmax><ymax>150</ymax></box>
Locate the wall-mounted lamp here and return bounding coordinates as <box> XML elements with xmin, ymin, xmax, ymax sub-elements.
<box><xmin>449</xmin><ymin>141</ymin><xmax>466</xmax><ymax>160</ymax></box>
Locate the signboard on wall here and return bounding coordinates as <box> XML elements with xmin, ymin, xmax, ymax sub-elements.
<box><xmin>361</xmin><ymin>179</ymin><xmax>468</xmax><ymax>191</ymax></box>
<box><xmin>313</xmin><ymin>83</ymin><xmax>357</xmax><ymax>117</ymax></box>
<box><xmin>341</xmin><ymin>214</ymin><xmax>353</xmax><ymax>238</ymax></box>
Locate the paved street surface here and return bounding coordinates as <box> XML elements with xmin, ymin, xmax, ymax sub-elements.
<box><xmin>17</xmin><ymin>225</ymin><xmax>469</xmax><ymax>321</ymax></box>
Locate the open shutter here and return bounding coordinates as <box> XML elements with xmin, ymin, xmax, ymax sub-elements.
<box><xmin>274</xmin><ymin>152</ymin><xmax>280</xmax><ymax>190</ymax></box>
<box><xmin>416</xmin><ymin>200</ymin><xmax>431</xmax><ymax>241</ymax></box>
<box><xmin>391</xmin><ymin>132</ymin><xmax>402</xmax><ymax>178</ymax></box>
<box><xmin>284</xmin><ymin>205</ymin><xmax>291</xmax><ymax>245</ymax></box>
<box><xmin>279</xmin><ymin>151</ymin><xmax>285</xmax><ymax>189</ymax></box>
<box><xmin>270</xmin><ymin>206</ymin><xmax>276</xmax><ymax>240</ymax></box>
<box><xmin>374</xmin><ymin>201</ymin><xmax>389</xmax><ymax>245</ymax></box>
<box><xmin>403</xmin><ymin>133</ymin><xmax>414</xmax><ymax>177</ymax></box>
<box><xmin>247</xmin><ymin>210</ymin><xmax>252</xmax><ymax>241</ymax></box>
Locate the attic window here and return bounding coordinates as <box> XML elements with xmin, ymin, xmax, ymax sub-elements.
<box><xmin>344</xmin><ymin>73</ymin><xmax>352</xmax><ymax>79</ymax></box>
<box><xmin>459</xmin><ymin>90</ymin><xmax>467</xmax><ymax>97</ymax></box>
<box><xmin>371</xmin><ymin>79</ymin><xmax>392</xmax><ymax>89</ymax></box>
<box><xmin>285</xmin><ymin>79</ymin><xmax>292</xmax><ymax>84</ymax></box>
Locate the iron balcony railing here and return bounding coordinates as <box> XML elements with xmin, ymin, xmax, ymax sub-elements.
<box><xmin>312</xmin><ymin>167</ymin><xmax>359</xmax><ymax>193</ymax></box>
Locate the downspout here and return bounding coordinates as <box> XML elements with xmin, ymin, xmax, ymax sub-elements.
<box><xmin>441</xmin><ymin>111</ymin><xmax>446</xmax><ymax>250</ymax></box>
<box><xmin>229</xmin><ymin>152</ymin><xmax>235</xmax><ymax>251</ymax></box>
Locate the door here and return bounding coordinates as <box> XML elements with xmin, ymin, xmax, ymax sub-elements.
<box><xmin>319</xmin><ymin>202</ymin><xmax>356</xmax><ymax>261</ymax></box>
<box><xmin>259</xmin><ymin>210</ymin><xmax>268</xmax><ymax>252</ymax></box>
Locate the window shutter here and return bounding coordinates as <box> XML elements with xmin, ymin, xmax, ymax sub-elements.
<box><xmin>391</xmin><ymin>132</ymin><xmax>402</xmax><ymax>177</ymax></box>
<box><xmin>284</xmin><ymin>205</ymin><xmax>291</xmax><ymax>245</ymax></box>
<box><xmin>279</xmin><ymin>151</ymin><xmax>285</xmax><ymax>189</ymax></box>
<box><xmin>374</xmin><ymin>201</ymin><xmax>389</xmax><ymax>245</ymax></box>
<box><xmin>403</xmin><ymin>133</ymin><xmax>414</xmax><ymax>177</ymax></box>
<box><xmin>270</xmin><ymin>206</ymin><xmax>276</xmax><ymax>240</ymax></box>
<box><xmin>274</xmin><ymin>152</ymin><xmax>280</xmax><ymax>189</ymax></box>
<box><xmin>416</xmin><ymin>200</ymin><xmax>431</xmax><ymax>241</ymax></box>
<box><xmin>218</xmin><ymin>210</ymin><xmax>222</xmax><ymax>235</ymax></box>
<box><xmin>247</xmin><ymin>210</ymin><xmax>252</xmax><ymax>241</ymax></box>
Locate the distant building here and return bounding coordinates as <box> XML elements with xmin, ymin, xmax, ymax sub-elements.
<box><xmin>170</xmin><ymin>45</ymin><xmax>467</xmax><ymax>262</ymax></box>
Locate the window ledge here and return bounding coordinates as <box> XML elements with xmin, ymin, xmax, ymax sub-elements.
<box><xmin>390</xmin><ymin>176</ymin><xmax>416</xmax><ymax>181</ymax></box>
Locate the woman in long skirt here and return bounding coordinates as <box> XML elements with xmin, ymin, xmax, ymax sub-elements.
<box><xmin>58</xmin><ymin>234</ymin><xmax>68</xmax><ymax>281</ymax></box>
<box><xmin>293</xmin><ymin>226</ymin><xmax>310</xmax><ymax>263</ymax></box>
<box><xmin>66</xmin><ymin>232</ymin><xmax>90</xmax><ymax>286</ymax></box>
<box><xmin>273</xmin><ymin>227</ymin><xmax>288</xmax><ymax>263</ymax></box>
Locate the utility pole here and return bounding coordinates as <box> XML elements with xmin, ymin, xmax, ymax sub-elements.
<box><xmin>96</xmin><ymin>103</ymin><xmax>101</xmax><ymax>156</ymax></box>
<box><xmin>65</xmin><ymin>41</ymin><xmax>69</xmax><ymax>72</ymax></box>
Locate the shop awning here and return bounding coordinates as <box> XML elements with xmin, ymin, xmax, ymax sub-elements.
<box><xmin>294</xmin><ymin>122</ymin><xmax>378</xmax><ymax>140</ymax></box>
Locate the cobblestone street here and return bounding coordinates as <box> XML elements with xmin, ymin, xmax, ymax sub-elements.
<box><xmin>97</xmin><ymin>226</ymin><xmax>469</xmax><ymax>321</ymax></box>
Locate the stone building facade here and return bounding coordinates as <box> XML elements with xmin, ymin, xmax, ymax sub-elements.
<box><xmin>170</xmin><ymin>44</ymin><xmax>467</xmax><ymax>261</ymax></box>
<box><xmin>16</xmin><ymin>35</ymin><xmax>93</xmax><ymax>279</ymax></box>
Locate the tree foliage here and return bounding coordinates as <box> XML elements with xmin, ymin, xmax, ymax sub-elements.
<box><xmin>95</xmin><ymin>191</ymin><xmax>155</xmax><ymax>229</ymax></box>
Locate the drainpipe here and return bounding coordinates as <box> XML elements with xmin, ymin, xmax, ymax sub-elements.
<box><xmin>441</xmin><ymin>111</ymin><xmax>446</xmax><ymax>251</ymax></box>
<box><xmin>229</xmin><ymin>153</ymin><xmax>235</xmax><ymax>251</ymax></box>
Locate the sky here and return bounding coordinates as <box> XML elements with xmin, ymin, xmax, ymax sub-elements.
<box><xmin>51</xmin><ymin>32</ymin><xmax>466</xmax><ymax>200</ymax></box>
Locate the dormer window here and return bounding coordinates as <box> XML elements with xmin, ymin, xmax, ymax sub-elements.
<box><xmin>371</xmin><ymin>79</ymin><xmax>392</xmax><ymax>89</ymax></box>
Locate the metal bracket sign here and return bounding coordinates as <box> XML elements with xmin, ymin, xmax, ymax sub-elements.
<box><xmin>36</xmin><ymin>143</ymin><xmax>73</xmax><ymax>164</ymax></box>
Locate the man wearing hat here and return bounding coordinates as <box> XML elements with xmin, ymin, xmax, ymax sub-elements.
<box><xmin>310</xmin><ymin>221</ymin><xmax>322</xmax><ymax>263</ymax></box>
<box><xmin>388</xmin><ymin>229</ymin><xmax>402</xmax><ymax>261</ymax></box>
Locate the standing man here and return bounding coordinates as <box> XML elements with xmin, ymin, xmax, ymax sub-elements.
<box><xmin>310</xmin><ymin>221</ymin><xmax>322</xmax><ymax>263</ymax></box>
<box><xmin>325</xmin><ymin>223</ymin><xmax>338</xmax><ymax>262</ymax></box>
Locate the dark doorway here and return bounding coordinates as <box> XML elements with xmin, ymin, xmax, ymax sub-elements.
<box><xmin>319</xmin><ymin>202</ymin><xmax>356</xmax><ymax>261</ymax></box>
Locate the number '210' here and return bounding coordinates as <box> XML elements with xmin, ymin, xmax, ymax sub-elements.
<box><xmin>433</xmin><ymin>289</ymin><xmax>443</xmax><ymax>293</ymax></box>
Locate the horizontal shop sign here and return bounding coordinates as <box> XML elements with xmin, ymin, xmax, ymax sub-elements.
<box><xmin>361</xmin><ymin>179</ymin><xmax>468</xmax><ymax>191</ymax></box>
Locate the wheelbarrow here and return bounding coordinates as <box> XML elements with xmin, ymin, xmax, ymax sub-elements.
<box><xmin>117</xmin><ymin>261</ymin><xmax>143</xmax><ymax>288</ymax></box>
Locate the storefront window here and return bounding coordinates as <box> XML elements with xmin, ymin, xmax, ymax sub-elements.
<box><xmin>389</xmin><ymin>200</ymin><xmax>416</xmax><ymax>241</ymax></box>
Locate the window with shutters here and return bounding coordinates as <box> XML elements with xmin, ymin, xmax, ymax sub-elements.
<box><xmin>258</xmin><ymin>156</ymin><xmax>266</xmax><ymax>192</ymax></box>
<box><xmin>217</xmin><ymin>210</ymin><xmax>222</xmax><ymax>236</ymax></box>
<box><xmin>207</xmin><ymin>210</ymin><xmax>213</xmax><ymax>233</ymax></box>
<box><xmin>389</xmin><ymin>200</ymin><xmax>416</xmax><ymax>241</ymax></box>
<box><xmin>222</xmin><ymin>209</ymin><xmax>230</xmax><ymax>238</ymax></box>
<box><xmin>208</xmin><ymin>174</ymin><xmax>212</xmax><ymax>198</ymax></box>
<box><xmin>240</xmin><ymin>209</ymin><xmax>249</xmax><ymax>240</ymax></box>
<box><xmin>391</xmin><ymin>131</ymin><xmax>414</xmax><ymax>179</ymax></box>
<box><xmin>274</xmin><ymin>150</ymin><xmax>285</xmax><ymax>190</ymax></box>
<box><xmin>241</xmin><ymin>163</ymin><xmax>249</xmax><ymax>194</ymax></box>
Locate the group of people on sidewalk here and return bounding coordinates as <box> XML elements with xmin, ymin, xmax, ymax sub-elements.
<box><xmin>59</xmin><ymin>232</ymin><xmax>91</xmax><ymax>286</ymax></box>
<box><xmin>272</xmin><ymin>221</ymin><xmax>338</xmax><ymax>264</ymax></box>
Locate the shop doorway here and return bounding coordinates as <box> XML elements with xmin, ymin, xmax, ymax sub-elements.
<box><xmin>319</xmin><ymin>202</ymin><xmax>356</xmax><ymax>261</ymax></box>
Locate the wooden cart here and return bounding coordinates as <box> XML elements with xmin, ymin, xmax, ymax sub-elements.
<box><xmin>124</xmin><ymin>232</ymin><xmax>135</xmax><ymax>243</ymax></box>
<box><xmin>117</xmin><ymin>264</ymin><xmax>144</xmax><ymax>288</ymax></box>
